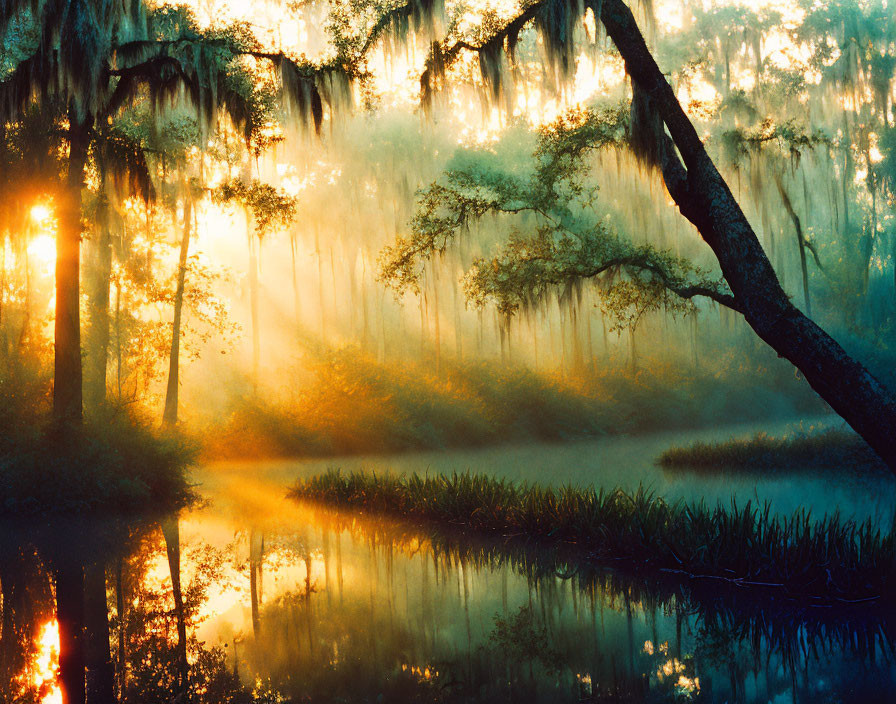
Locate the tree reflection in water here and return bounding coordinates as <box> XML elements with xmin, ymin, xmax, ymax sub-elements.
<box><xmin>1</xmin><ymin>505</ymin><xmax>892</xmax><ymax>704</ymax></box>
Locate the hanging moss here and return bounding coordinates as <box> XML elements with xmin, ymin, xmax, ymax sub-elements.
<box><xmin>629</xmin><ymin>80</ymin><xmax>665</xmax><ymax>169</ymax></box>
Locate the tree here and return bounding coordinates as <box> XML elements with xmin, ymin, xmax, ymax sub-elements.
<box><xmin>721</xmin><ymin>118</ymin><xmax>830</xmax><ymax>316</ymax></box>
<box><xmin>380</xmin><ymin>105</ymin><xmax>735</xmax><ymax>368</ymax></box>
<box><xmin>0</xmin><ymin>0</ymin><xmax>350</xmax><ymax>428</ymax></box>
<box><xmin>372</xmin><ymin>0</ymin><xmax>896</xmax><ymax>468</ymax></box>
<box><xmin>0</xmin><ymin>3</ymin><xmax>349</xmax><ymax>702</ymax></box>
<box><xmin>214</xmin><ymin>177</ymin><xmax>298</xmax><ymax>390</ymax></box>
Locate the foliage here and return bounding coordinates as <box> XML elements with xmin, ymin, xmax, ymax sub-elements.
<box><xmin>720</xmin><ymin>118</ymin><xmax>831</xmax><ymax>170</ymax></box>
<box><xmin>214</xmin><ymin>178</ymin><xmax>299</xmax><ymax>238</ymax></box>
<box><xmin>463</xmin><ymin>227</ymin><xmax>730</xmax><ymax>330</ymax></box>
<box><xmin>0</xmin><ymin>403</ymin><xmax>196</xmax><ymax>517</ymax></box>
<box><xmin>202</xmin><ymin>346</ymin><xmax>823</xmax><ymax>459</ymax></box>
<box><xmin>380</xmin><ymin>105</ymin><xmax>733</xmax><ymax>330</ymax></box>
<box><xmin>488</xmin><ymin>606</ymin><xmax>564</xmax><ymax>675</ymax></box>
<box><xmin>114</xmin><ymin>531</ymin><xmax>260</xmax><ymax>704</ymax></box>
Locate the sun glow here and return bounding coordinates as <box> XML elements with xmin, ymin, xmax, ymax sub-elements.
<box><xmin>31</xmin><ymin>620</ymin><xmax>62</xmax><ymax>704</ymax></box>
<box><xmin>27</xmin><ymin>234</ymin><xmax>57</xmax><ymax>277</ymax></box>
<box><xmin>30</xmin><ymin>204</ymin><xmax>52</xmax><ymax>225</ymax></box>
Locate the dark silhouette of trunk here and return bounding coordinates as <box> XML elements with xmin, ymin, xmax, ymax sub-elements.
<box><xmin>163</xmin><ymin>195</ymin><xmax>192</xmax><ymax>427</ymax></box>
<box><xmin>85</xmin><ymin>191</ymin><xmax>112</xmax><ymax>408</ymax></box>
<box><xmin>599</xmin><ymin>0</ymin><xmax>896</xmax><ymax>469</ymax></box>
<box><xmin>84</xmin><ymin>560</ymin><xmax>114</xmax><ymax>704</ymax></box>
<box><xmin>115</xmin><ymin>557</ymin><xmax>126</xmax><ymax>701</ymax></box>
<box><xmin>161</xmin><ymin>517</ymin><xmax>189</xmax><ymax>694</ymax></box>
<box><xmin>55</xmin><ymin>112</ymin><xmax>92</xmax><ymax>426</ymax></box>
<box><xmin>56</xmin><ymin>556</ymin><xmax>86</xmax><ymax>704</ymax></box>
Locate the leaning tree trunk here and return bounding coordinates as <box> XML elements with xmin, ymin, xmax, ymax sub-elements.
<box><xmin>163</xmin><ymin>195</ymin><xmax>192</xmax><ymax>427</ymax></box>
<box><xmin>599</xmin><ymin>0</ymin><xmax>896</xmax><ymax>469</ymax></box>
<box><xmin>55</xmin><ymin>113</ymin><xmax>92</xmax><ymax>426</ymax></box>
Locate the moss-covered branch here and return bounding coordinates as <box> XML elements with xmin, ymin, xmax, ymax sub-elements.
<box><xmin>463</xmin><ymin>228</ymin><xmax>738</xmax><ymax>319</ymax></box>
<box><xmin>379</xmin><ymin>105</ymin><xmax>733</xmax><ymax>327</ymax></box>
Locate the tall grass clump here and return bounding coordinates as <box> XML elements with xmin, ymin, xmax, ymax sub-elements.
<box><xmin>291</xmin><ymin>470</ymin><xmax>896</xmax><ymax>604</ymax></box>
<box><xmin>658</xmin><ymin>429</ymin><xmax>886</xmax><ymax>473</ymax></box>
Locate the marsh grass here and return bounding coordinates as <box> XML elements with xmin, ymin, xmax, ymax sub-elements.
<box><xmin>658</xmin><ymin>429</ymin><xmax>886</xmax><ymax>473</ymax></box>
<box><xmin>291</xmin><ymin>470</ymin><xmax>896</xmax><ymax>605</ymax></box>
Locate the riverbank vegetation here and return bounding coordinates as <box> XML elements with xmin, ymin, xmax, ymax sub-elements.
<box><xmin>659</xmin><ymin>429</ymin><xmax>887</xmax><ymax>474</ymax></box>
<box><xmin>0</xmin><ymin>368</ymin><xmax>196</xmax><ymax>518</ymax></box>
<box><xmin>203</xmin><ymin>346</ymin><xmax>824</xmax><ymax>459</ymax></box>
<box><xmin>292</xmin><ymin>470</ymin><xmax>896</xmax><ymax>605</ymax></box>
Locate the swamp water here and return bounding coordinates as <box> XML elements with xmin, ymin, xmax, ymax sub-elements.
<box><xmin>3</xmin><ymin>417</ymin><xmax>895</xmax><ymax>703</ymax></box>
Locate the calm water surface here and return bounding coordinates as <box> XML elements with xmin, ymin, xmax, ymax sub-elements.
<box><xmin>180</xmin><ymin>416</ymin><xmax>896</xmax><ymax>703</ymax></box>
<box><xmin>3</xmin><ymin>417</ymin><xmax>894</xmax><ymax>703</ymax></box>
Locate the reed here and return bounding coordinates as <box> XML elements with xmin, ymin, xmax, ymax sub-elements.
<box><xmin>291</xmin><ymin>470</ymin><xmax>896</xmax><ymax>604</ymax></box>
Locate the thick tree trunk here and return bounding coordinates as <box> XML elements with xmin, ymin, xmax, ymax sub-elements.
<box><xmin>161</xmin><ymin>517</ymin><xmax>189</xmax><ymax>695</ymax></box>
<box><xmin>84</xmin><ymin>560</ymin><xmax>114</xmax><ymax>704</ymax></box>
<box><xmin>163</xmin><ymin>196</ymin><xmax>192</xmax><ymax>427</ymax></box>
<box><xmin>55</xmin><ymin>114</ymin><xmax>92</xmax><ymax>425</ymax></box>
<box><xmin>56</xmin><ymin>556</ymin><xmax>86</xmax><ymax>704</ymax></box>
<box><xmin>600</xmin><ymin>0</ymin><xmax>896</xmax><ymax>469</ymax></box>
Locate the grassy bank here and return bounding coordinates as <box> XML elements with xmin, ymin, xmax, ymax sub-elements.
<box><xmin>0</xmin><ymin>369</ymin><xmax>196</xmax><ymax>519</ymax></box>
<box><xmin>291</xmin><ymin>471</ymin><xmax>896</xmax><ymax>604</ymax></box>
<box><xmin>658</xmin><ymin>429</ymin><xmax>886</xmax><ymax>473</ymax></box>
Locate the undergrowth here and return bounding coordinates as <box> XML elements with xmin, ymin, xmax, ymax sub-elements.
<box><xmin>204</xmin><ymin>347</ymin><xmax>824</xmax><ymax>459</ymax></box>
<box><xmin>0</xmin><ymin>368</ymin><xmax>196</xmax><ymax>518</ymax></box>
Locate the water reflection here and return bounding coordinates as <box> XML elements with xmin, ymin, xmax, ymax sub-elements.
<box><xmin>2</xmin><ymin>471</ymin><xmax>893</xmax><ymax>704</ymax></box>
